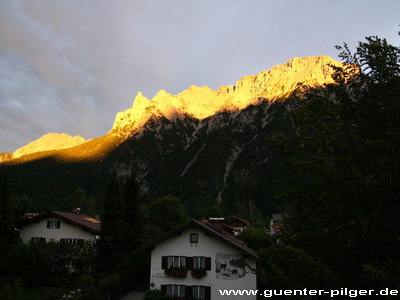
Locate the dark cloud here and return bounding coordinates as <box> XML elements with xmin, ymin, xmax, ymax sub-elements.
<box><xmin>1</xmin><ymin>0</ymin><xmax>399</xmax><ymax>152</ymax></box>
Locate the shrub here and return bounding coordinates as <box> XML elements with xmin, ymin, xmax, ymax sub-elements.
<box><xmin>144</xmin><ymin>289</ymin><xmax>170</xmax><ymax>300</ymax></box>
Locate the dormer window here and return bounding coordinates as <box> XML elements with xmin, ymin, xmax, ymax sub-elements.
<box><xmin>47</xmin><ymin>220</ymin><xmax>60</xmax><ymax>229</ymax></box>
<box><xmin>190</xmin><ymin>233</ymin><xmax>198</xmax><ymax>243</ymax></box>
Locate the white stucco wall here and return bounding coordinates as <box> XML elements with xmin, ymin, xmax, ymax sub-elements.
<box><xmin>19</xmin><ymin>217</ymin><xmax>96</xmax><ymax>243</ymax></box>
<box><xmin>150</xmin><ymin>226</ymin><xmax>257</xmax><ymax>299</ymax></box>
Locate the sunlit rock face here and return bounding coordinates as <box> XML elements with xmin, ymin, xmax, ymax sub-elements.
<box><xmin>0</xmin><ymin>153</ymin><xmax>13</xmax><ymax>163</ymax></box>
<box><xmin>110</xmin><ymin>55</ymin><xmax>344</xmax><ymax>136</ymax></box>
<box><xmin>12</xmin><ymin>133</ymin><xmax>86</xmax><ymax>159</ymax></box>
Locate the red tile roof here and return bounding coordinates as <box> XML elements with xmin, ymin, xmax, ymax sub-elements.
<box><xmin>227</xmin><ymin>217</ymin><xmax>250</xmax><ymax>227</ymax></box>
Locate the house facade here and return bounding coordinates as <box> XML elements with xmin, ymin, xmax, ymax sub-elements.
<box><xmin>137</xmin><ymin>220</ymin><xmax>259</xmax><ymax>299</ymax></box>
<box><xmin>18</xmin><ymin>211</ymin><xmax>100</xmax><ymax>244</ymax></box>
<box><xmin>269</xmin><ymin>214</ymin><xmax>286</xmax><ymax>241</ymax></box>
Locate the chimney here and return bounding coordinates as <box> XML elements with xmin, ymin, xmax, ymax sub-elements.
<box><xmin>73</xmin><ymin>208</ymin><xmax>81</xmax><ymax>214</ymax></box>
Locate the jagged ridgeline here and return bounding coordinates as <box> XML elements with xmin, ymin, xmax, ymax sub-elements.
<box><xmin>0</xmin><ymin>56</ymin><xmax>346</xmax><ymax>215</ymax></box>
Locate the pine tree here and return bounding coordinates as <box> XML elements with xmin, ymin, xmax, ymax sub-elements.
<box><xmin>97</xmin><ymin>172</ymin><xmax>121</xmax><ymax>270</ymax></box>
<box><xmin>120</xmin><ymin>170</ymin><xmax>142</xmax><ymax>253</ymax></box>
<box><xmin>97</xmin><ymin>170</ymin><xmax>144</xmax><ymax>274</ymax></box>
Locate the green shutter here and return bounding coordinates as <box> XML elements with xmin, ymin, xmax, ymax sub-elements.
<box><xmin>186</xmin><ymin>257</ymin><xmax>193</xmax><ymax>270</ymax></box>
<box><xmin>161</xmin><ymin>256</ymin><xmax>168</xmax><ymax>269</ymax></box>
<box><xmin>205</xmin><ymin>286</ymin><xmax>211</xmax><ymax>300</ymax></box>
<box><xmin>205</xmin><ymin>257</ymin><xmax>211</xmax><ymax>271</ymax></box>
<box><xmin>185</xmin><ymin>286</ymin><xmax>193</xmax><ymax>299</ymax></box>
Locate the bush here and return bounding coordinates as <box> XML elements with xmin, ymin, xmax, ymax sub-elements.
<box><xmin>97</xmin><ymin>274</ymin><xmax>121</xmax><ymax>299</ymax></box>
<box><xmin>78</xmin><ymin>274</ymin><xmax>95</xmax><ymax>288</ymax></box>
<box><xmin>144</xmin><ymin>289</ymin><xmax>170</xmax><ymax>300</ymax></box>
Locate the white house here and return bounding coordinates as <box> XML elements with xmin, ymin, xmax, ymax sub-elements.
<box><xmin>269</xmin><ymin>214</ymin><xmax>286</xmax><ymax>241</ymax></box>
<box><xmin>136</xmin><ymin>219</ymin><xmax>259</xmax><ymax>300</ymax></box>
<box><xmin>17</xmin><ymin>211</ymin><xmax>100</xmax><ymax>244</ymax></box>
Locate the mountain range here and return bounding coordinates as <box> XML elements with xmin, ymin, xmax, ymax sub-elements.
<box><xmin>0</xmin><ymin>55</ymin><xmax>345</xmax><ymax>215</ymax></box>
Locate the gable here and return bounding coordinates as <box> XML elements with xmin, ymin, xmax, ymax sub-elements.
<box><xmin>19</xmin><ymin>216</ymin><xmax>96</xmax><ymax>243</ymax></box>
<box><xmin>136</xmin><ymin>220</ymin><xmax>259</xmax><ymax>261</ymax></box>
<box><xmin>153</xmin><ymin>227</ymin><xmax>251</xmax><ymax>259</ymax></box>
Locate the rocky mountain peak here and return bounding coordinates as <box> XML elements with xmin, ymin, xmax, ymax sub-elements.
<box><xmin>12</xmin><ymin>133</ymin><xmax>86</xmax><ymax>159</ymax></box>
<box><xmin>109</xmin><ymin>55</ymin><xmax>345</xmax><ymax>136</ymax></box>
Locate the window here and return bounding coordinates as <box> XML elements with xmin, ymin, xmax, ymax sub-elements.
<box><xmin>167</xmin><ymin>256</ymin><xmax>186</xmax><ymax>268</ymax></box>
<box><xmin>190</xmin><ymin>233</ymin><xmax>198</xmax><ymax>243</ymax></box>
<box><xmin>161</xmin><ymin>285</ymin><xmax>210</xmax><ymax>300</ymax></box>
<box><xmin>60</xmin><ymin>238</ymin><xmax>84</xmax><ymax>245</ymax></box>
<box><xmin>193</xmin><ymin>256</ymin><xmax>206</xmax><ymax>269</ymax></box>
<box><xmin>47</xmin><ymin>220</ymin><xmax>60</xmax><ymax>229</ymax></box>
<box><xmin>162</xmin><ymin>256</ymin><xmax>210</xmax><ymax>270</ymax></box>
<box><xmin>193</xmin><ymin>286</ymin><xmax>205</xmax><ymax>300</ymax></box>
<box><xmin>31</xmin><ymin>237</ymin><xmax>45</xmax><ymax>242</ymax></box>
<box><xmin>166</xmin><ymin>285</ymin><xmax>185</xmax><ymax>298</ymax></box>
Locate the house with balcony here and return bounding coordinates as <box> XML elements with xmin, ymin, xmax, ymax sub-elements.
<box><xmin>17</xmin><ymin>210</ymin><xmax>100</xmax><ymax>244</ymax></box>
<box><xmin>136</xmin><ymin>219</ymin><xmax>259</xmax><ymax>299</ymax></box>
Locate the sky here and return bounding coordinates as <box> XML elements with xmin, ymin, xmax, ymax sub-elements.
<box><xmin>0</xmin><ymin>0</ymin><xmax>399</xmax><ymax>153</ymax></box>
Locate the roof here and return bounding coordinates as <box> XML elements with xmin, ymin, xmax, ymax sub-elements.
<box><xmin>17</xmin><ymin>211</ymin><xmax>101</xmax><ymax>234</ymax></box>
<box><xmin>272</xmin><ymin>214</ymin><xmax>283</xmax><ymax>222</ymax></box>
<box><xmin>135</xmin><ymin>219</ymin><xmax>260</xmax><ymax>261</ymax></box>
<box><xmin>227</xmin><ymin>217</ymin><xmax>250</xmax><ymax>227</ymax></box>
<box><xmin>207</xmin><ymin>222</ymin><xmax>235</xmax><ymax>235</ymax></box>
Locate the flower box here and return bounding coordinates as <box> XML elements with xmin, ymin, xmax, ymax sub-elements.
<box><xmin>191</xmin><ymin>268</ymin><xmax>207</xmax><ymax>279</ymax></box>
<box><xmin>164</xmin><ymin>267</ymin><xmax>187</xmax><ymax>278</ymax></box>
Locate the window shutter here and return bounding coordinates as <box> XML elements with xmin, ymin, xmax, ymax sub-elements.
<box><xmin>186</xmin><ymin>257</ymin><xmax>193</xmax><ymax>270</ymax></box>
<box><xmin>185</xmin><ymin>286</ymin><xmax>193</xmax><ymax>299</ymax></box>
<box><xmin>205</xmin><ymin>286</ymin><xmax>211</xmax><ymax>300</ymax></box>
<box><xmin>205</xmin><ymin>257</ymin><xmax>211</xmax><ymax>271</ymax></box>
<box><xmin>57</xmin><ymin>221</ymin><xmax>61</xmax><ymax>228</ymax></box>
<box><xmin>161</xmin><ymin>285</ymin><xmax>167</xmax><ymax>292</ymax></box>
<box><xmin>47</xmin><ymin>220</ymin><xmax>51</xmax><ymax>228</ymax></box>
<box><xmin>161</xmin><ymin>256</ymin><xmax>168</xmax><ymax>269</ymax></box>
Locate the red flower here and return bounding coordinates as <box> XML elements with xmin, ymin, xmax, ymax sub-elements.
<box><xmin>191</xmin><ymin>269</ymin><xmax>207</xmax><ymax>279</ymax></box>
<box><xmin>164</xmin><ymin>267</ymin><xmax>187</xmax><ymax>278</ymax></box>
